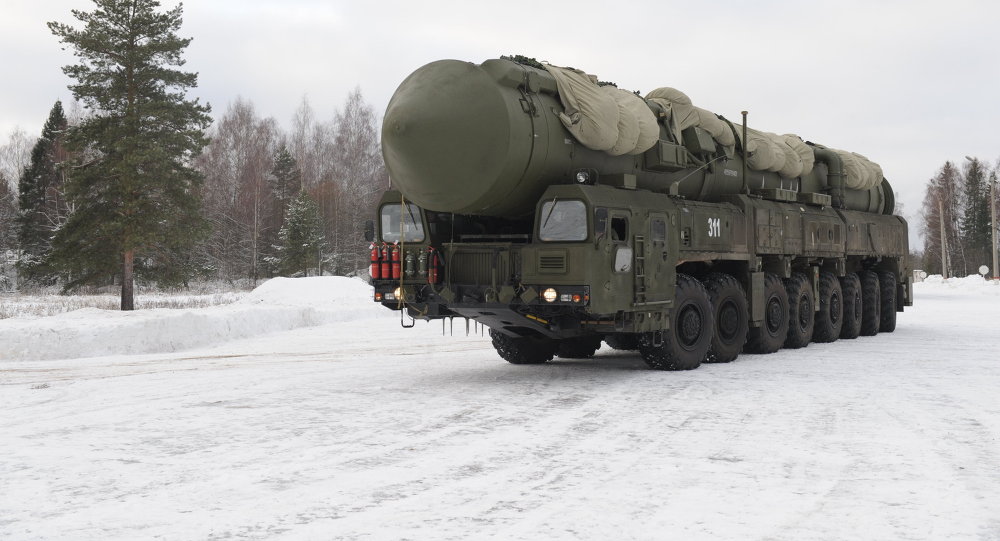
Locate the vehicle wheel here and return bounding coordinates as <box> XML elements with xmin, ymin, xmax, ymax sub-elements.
<box><xmin>489</xmin><ymin>329</ymin><xmax>557</xmax><ymax>364</ymax></box>
<box><xmin>704</xmin><ymin>273</ymin><xmax>748</xmax><ymax>363</ymax></box>
<box><xmin>878</xmin><ymin>271</ymin><xmax>897</xmax><ymax>333</ymax></box>
<box><xmin>744</xmin><ymin>272</ymin><xmax>789</xmax><ymax>354</ymax></box>
<box><xmin>859</xmin><ymin>270</ymin><xmax>881</xmax><ymax>336</ymax></box>
<box><xmin>638</xmin><ymin>274</ymin><xmax>712</xmax><ymax>370</ymax></box>
<box><xmin>784</xmin><ymin>272</ymin><xmax>814</xmax><ymax>349</ymax></box>
<box><xmin>604</xmin><ymin>334</ymin><xmax>640</xmax><ymax>351</ymax></box>
<box><xmin>839</xmin><ymin>273</ymin><xmax>863</xmax><ymax>339</ymax></box>
<box><xmin>812</xmin><ymin>271</ymin><xmax>843</xmax><ymax>343</ymax></box>
<box><xmin>557</xmin><ymin>335</ymin><xmax>603</xmax><ymax>359</ymax></box>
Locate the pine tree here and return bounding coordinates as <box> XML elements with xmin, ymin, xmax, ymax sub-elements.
<box><xmin>262</xmin><ymin>146</ymin><xmax>301</xmax><ymax>277</ymax></box>
<box><xmin>961</xmin><ymin>157</ymin><xmax>992</xmax><ymax>271</ymax></box>
<box><xmin>48</xmin><ymin>0</ymin><xmax>211</xmax><ymax>308</ymax></box>
<box><xmin>270</xmin><ymin>146</ymin><xmax>301</xmax><ymax>209</ymax></box>
<box><xmin>16</xmin><ymin>101</ymin><xmax>69</xmax><ymax>284</ymax></box>
<box><xmin>274</xmin><ymin>192</ymin><xmax>325</xmax><ymax>277</ymax></box>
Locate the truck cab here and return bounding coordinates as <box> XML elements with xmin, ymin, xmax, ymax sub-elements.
<box><xmin>370</xmin><ymin>186</ymin><xmax>681</xmax><ymax>338</ymax></box>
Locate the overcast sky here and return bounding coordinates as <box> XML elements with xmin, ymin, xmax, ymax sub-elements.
<box><xmin>4</xmin><ymin>0</ymin><xmax>1000</xmax><ymax>248</ymax></box>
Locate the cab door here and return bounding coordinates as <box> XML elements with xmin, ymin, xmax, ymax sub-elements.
<box><xmin>642</xmin><ymin>212</ymin><xmax>673</xmax><ymax>304</ymax></box>
<box><xmin>597</xmin><ymin>208</ymin><xmax>634</xmax><ymax>313</ymax></box>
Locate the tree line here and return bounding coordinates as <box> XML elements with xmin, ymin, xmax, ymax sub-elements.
<box><xmin>919</xmin><ymin>158</ymin><xmax>999</xmax><ymax>277</ymax></box>
<box><xmin>194</xmin><ymin>91</ymin><xmax>386</xmax><ymax>285</ymax></box>
<box><xmin>0</xmin><ymin>93</ymin><xmax>385</xmax><ymax>291</ymax></box>
<box><xmin>0</xmin><ymin>0</ymin><xmax>386</xmax><ymax>305</ymax></box>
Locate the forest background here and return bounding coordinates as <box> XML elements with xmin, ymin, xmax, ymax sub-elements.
<box><xmin>0</xmin><ymin>89</ymin><xmax>385</xmax><ymax>292</ymax></box>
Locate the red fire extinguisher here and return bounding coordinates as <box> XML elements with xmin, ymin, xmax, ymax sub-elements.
<box><xmin>369</xmin><ymin>243</ymin><xmax>381</xmax><ymax>280</ymax></box>
<box><xmin>380</xmin><ymin>243</ymin><xmax>391</xmax><ymax>279</ymax></box>
<box><xmin>391</xmin><ymin>243</ymin><xmax>401</xmax><ymax>280</ymax></box>
<box><xmin>428</xmin><ymin>247</ymin><xmax>440</xmax><ymax>284</ymax></box>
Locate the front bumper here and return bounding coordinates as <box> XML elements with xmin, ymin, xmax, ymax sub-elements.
<box><xmin>372</xmin><ymin>281</ymin><xmax>593</xmax><ymax>338</ymax></box>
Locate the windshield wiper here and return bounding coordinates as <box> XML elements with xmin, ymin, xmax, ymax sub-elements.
<box><xmin>541</xmin><ymin>197</ymin><xmax>558</xmax><ymax>231</ymax></box>
<box><xmin>405</xmin><ymin>203</ymin><xmax>417</xmax><ymax>227</ymax></box>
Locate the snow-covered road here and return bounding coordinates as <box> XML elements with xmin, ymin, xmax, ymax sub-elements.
<box><xmin>2</xmin><ymin>278</ymin><xmax>1000</xmax><ymax>540</ymax></box>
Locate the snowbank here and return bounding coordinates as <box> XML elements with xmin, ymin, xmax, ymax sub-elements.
<box><xmin>916</xmin><ymin>274</ymin><xmax>1000</xmax><ymax>295</ymax></box>
<box><xmin>239</xmin><ymin>276</ymin><xmax>381</xmax><ymax>310</ymax></box>
<box><xmin>0</xmin><ymin>277</ymin><xmax>387</xmax><ymax>362</ymax></box>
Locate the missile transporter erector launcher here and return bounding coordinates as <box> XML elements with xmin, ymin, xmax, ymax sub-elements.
<box><xmin>369</xmin><ymin>57</ymin><xmax>911</xmax><ymax>370</ymax></box>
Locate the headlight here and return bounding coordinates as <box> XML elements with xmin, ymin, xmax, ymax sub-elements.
<box><xmin>542</xmin><ymin>288</ymin><xmax>558</xmax><ymax>302</ymax></box>
<box><xmin>394</xmin><ymin>287</ymin><xmax>403</xmax><ymax>300</ymax></box>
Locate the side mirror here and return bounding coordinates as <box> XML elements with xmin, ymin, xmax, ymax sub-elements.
<box><xmin>613</xmin><ymin>246</ymin><xmax>633</xmax><ymax>272</ymax></box>
<box><xmin>363</xmin><ymin>219</ymin><xmax>375</xmax><ymax>242</ymax></box>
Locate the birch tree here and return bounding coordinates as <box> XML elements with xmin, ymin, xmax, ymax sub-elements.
<box><xmin>196</xmin><ymin>98</ymin><xmax>280</xmax><ymax>284</ymax></box>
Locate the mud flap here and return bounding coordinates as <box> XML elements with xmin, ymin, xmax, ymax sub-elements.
<box><xmin>749</xmin><ymin>271</ymin><xmax>765</xmax><ymax>326</ymax></box>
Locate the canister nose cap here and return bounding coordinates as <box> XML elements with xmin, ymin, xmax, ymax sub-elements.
<box><xmin>382</xmin><ymin>60</ymin><xmax>519</xmax><ymax>214</ymax></box>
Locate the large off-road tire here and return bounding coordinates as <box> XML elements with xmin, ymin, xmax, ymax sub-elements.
<box><xmin>784</xmin><ymin>272</ymin><xmax>814</xmax><ymax>349</ymax></box>
<box><xmin>638</xmin><ymin>274</ymin><xmax>713</xmax><ymax>371</ymax></box>
<box><xmin>704</xmin><ymin>273</ymin><xmax>748</xmax><ymax>363</ymax></box>
<box><xmin>839</xmin><ymin>273</ymin><xmax>863</xmax><ymax>339</ymax></box>
<box><xmin>812</xmin><ymin>271</ymin><xmax>843</xmax><ymax>343</ymax></box>
<box><xmin>489</xmin><ymin>330</ymin><xmax>557</xmax><ymax>364</ymax></box>
<box><xmin>878</xmin><ymin>271</ymin><xmax>897</xmax><ymax>333</ymax></box>
<box><xmin>604</xmin><ymin>334</ymin><xmax>640</xmax><ymax>351</ymax></box>
<box><xmin>744</xmin><ymin>272</ymin><xmax>789</xmax><ymax>354</ymax></box>
<box><xmin>859</xmin><ymin>270</ymin><xmax>881</xmax><ymax>337</ymax></box>
<box><xmin>557</xmin><ymin>335</ymin><xmax>603</xmax><ymax>359</ymax></box>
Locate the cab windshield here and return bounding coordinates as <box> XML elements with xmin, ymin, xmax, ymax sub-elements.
<box><xmin>539</xmin><ymin>200</ymin><xmax>587</xmax><ymax>242</ymax></box>
<box><xmin>380</xmin><ymin>203</ymin><xmax>425</xmax><ymax>243</ymax></box>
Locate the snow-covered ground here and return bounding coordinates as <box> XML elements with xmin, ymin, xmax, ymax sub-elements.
<box><xmin>2</xmin><ymin>276</ymin><xmax>999</xmax><ymax>540</ymax></box>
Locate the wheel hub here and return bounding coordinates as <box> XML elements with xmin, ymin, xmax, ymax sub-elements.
<box><xmin>798</xmin><ymin>295</ymin><xmax>811</xmax><ymax>329</ymax></box>
<box><xmin>678</xmin><ymin>305</ymin><xmax>703</xmax><ymax>347</ymax></box>
<box><xmin>766</xmin><ymin>297</ymin><xmax>783</xmax><ymax>333</ymax></box>
<box><xmin>718</xmin><ymin>301</ymin><xmax>739</xmax><ymax>340</ymax></box>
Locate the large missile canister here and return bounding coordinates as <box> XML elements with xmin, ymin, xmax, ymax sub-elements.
<box><xmin>382</xmin><ymin>58</ymin><xmax>894</xmax><ymax>217</ymax></box>
<box><xmin>382</xmin><ymin>60</ymin><xmax>542</xmax><ymax>216</ymax></box>
<box><xmin>383</xmin><ymin>58</ymin><xmax>640</xmax><ymax>217</ymax></box>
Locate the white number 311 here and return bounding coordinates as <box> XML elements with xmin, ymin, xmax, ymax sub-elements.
<box><xmin>707</xmin><ymin>217</ymin><xmax>721</xmax><ymax>238</ymax></box>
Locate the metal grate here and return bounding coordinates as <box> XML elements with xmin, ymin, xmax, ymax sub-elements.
<box><xmin>539</xmin><ymin>255</ymin><xmax>566</xmax><ymax>272</ymax></box>
<box><xmin>450</xmin><ymin>252</ymin><xmax>492</xmax><ymax>284</ymax></box>
<box><xmin>448</xmin><ymin>249</ymin><xmax>518</xmax><ymax>286</ymax></box>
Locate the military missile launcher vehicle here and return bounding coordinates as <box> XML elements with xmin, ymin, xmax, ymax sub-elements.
<box><xmin>367</xmin><ymin>56</ymin><xmax>911</xmax><ymax>370</ymax></box>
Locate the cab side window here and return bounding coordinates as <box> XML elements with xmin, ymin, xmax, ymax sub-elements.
<box><xmin>610</xmin><ymin>216</ymin><xmax>628</xmax><ymax>242</ymax></box>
